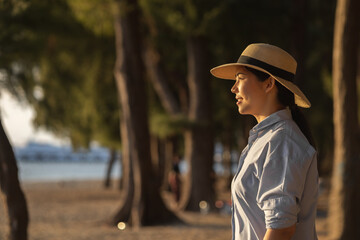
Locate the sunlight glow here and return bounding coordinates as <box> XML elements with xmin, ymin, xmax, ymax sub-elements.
<box><xmin>117</xmin><ymin>222</ymin><xmax>126</xmax><ymax>230</ymax></box>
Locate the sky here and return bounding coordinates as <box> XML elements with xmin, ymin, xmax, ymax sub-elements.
<box><xmin>0</xmin><ymin>90</ymin><xmax>69</xmax><ymax>147</ymax></box>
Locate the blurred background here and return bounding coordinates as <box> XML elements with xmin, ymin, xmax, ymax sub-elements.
<box><xmin>0</xmin><ymin>0</ymin><xmax>358</xmax><ymax>239</ymax></box>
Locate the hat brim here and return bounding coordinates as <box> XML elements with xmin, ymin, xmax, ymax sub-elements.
<box><xmin>210</xmin><ymin>63</ymin><xmax>311</xmax><ymax>108</ymax></box>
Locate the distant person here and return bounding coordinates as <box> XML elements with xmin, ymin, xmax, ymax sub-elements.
<box><xmin>210</xmin><ymin>43</ymin><xmax>318</xmax><ymax>240</ymax></box>
<box><xmin>168</xmin><ymin>155</ymin><xmax>181</xmax><ymax>203</ymax></box>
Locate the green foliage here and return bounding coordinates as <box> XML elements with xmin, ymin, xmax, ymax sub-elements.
<box><xmin>67</xmin><ymin>0</ymin><xmax>115</xmax><ymax>37</ymax></box>
<box><xmin>141</xmin><ymin>0</ymin><xmax>223</xmax><ymax>36</ymax></box>
<box><xmin>0</xmin><ymin>0</ymin><xmax>42</xmax><ymax>101</ymax></box>
<box><xmin>0</xmin><ymin>0</ymin><xmax>120</xmax><ymax>149</ymax></box>
<box><xmin>321</xmin><ymin>68</ymin><xmax>333</xmax><ymax>98</ymax></box>
<box><xmin>150</xmin><ymin>113</ymin><xmax>190</xmax><ymax>139</ymax></box>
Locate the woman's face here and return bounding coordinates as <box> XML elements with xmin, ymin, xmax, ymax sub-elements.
<box><xmin>231</xmin><ymin>66</ymin><xmax>267</xmax><ymax>116</ymax></box>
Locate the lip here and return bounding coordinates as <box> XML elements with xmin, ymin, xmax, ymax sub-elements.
<box><xmin>235</xmin><ymin>96</ymin><xmax>243</xmax><ymax>104</ymax></box>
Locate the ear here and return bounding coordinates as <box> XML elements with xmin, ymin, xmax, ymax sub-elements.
<box><xmin>264</xmin><ymin>76</ymin><xmax>276</xmax><ymax>93</ymax></box>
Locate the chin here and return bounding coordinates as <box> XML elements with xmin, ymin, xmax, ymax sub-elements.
<box><xmin>237</xmin><ymin>106</ymin><xmax>251</xmax><ymax>116</ymax></box>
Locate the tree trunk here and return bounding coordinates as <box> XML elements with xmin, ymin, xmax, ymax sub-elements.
<box><xmin>179</xmin><ymin>36</ymin><xmax>215</xmax><ymax>211</ymax></box>
<box><xmin>0</xmin><ymin>120</ymin><xmax>29</xmax><ymax>240</ymax></box>
<box><xmin>144</xmin><ymin>45</ymin><xmax>181</xmax><ymax>115</ymax></box>
<box><xmin>104</xmin><ymin>148</ymin><xmax>117</xmax><ymax>188</ymax></box>
<box><xmin>150</xmin><ymin>136</ymin><xmax>177</xmax><ymax>191</ymax></box>
<box><xmin>111</xmin><ymin>0</ymin><xmax>178</xmax><ymax>227</ymax></box>
<box><xmin>110</xmin><ymin>112</ymin><xmax>133</xmax><ymax>224</ymax></box>
<box><xmin>328</xmin><ymin>0</ymin><xmax>360</xmax><ymax>238</ymax></box>
<box><xmin>117</xmin><ymin>152</ymin><xmax>123</xmax><ymax>190</ymax></box>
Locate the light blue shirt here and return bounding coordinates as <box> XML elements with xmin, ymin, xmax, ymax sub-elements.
<box><xmin>231</xmin><ymin>108</ymin><xmax>318</xmax><ymax>240</ymax></box>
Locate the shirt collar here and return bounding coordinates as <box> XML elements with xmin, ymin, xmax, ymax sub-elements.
<box><xmin>249</xmin><ymin>108</ymin><xmax>292</xmax><ymax>141</ymax></box>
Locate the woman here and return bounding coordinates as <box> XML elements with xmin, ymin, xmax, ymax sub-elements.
<box><xmin>210</xmin><ymin>43</ymin><xmax>318</xmax><ymax>240</ymax></box>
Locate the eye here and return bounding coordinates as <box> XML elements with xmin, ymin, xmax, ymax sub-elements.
<box><xmin>235</xmin><ymin>73</ymin><xmax>246</xmax><ymax>80</ymax></box>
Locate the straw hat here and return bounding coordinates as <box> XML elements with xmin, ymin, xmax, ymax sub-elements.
<box><xmin>210</xmin><ymin>43</ymin><xmax>311</xmax><ymax>108</ymax></box>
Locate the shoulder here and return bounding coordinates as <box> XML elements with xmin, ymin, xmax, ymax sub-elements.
<box><xmin>265</xmin><ymin>119</ymin><xmax>316</xmax><ymax>163</ymax></box>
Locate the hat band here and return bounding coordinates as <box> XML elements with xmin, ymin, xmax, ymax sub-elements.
<box><xmin>237</xmin><ymin>55</ymin><xmax>295</xmax><ymax>82</ymax></box>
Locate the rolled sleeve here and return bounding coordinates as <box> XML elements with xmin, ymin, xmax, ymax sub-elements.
<box><xmin>258</xmin><ymin>196</ymin><xmax>299</xmax><ymax>229</ymax></box>
<box><xmin>256</xmin><ymin>131</ymin><xmax>312</xmax><ymax>229</ymax></box>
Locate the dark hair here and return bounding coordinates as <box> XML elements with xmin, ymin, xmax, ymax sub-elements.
<box><xmin>244</xmin><ymin>66</ymin><xmax>316</xmax><ymax>148</ymax></box>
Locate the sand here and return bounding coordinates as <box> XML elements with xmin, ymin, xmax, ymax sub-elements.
<box><xmin>0</xmin><ymin>179</ymin><xmax>328</xmax><ymax>240</ymax></box>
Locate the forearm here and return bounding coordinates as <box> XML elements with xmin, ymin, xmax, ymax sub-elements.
<box><xmin>263</xmin><ymin>224</ymin><xmax>296</xmax><ymax>240</ymax></box>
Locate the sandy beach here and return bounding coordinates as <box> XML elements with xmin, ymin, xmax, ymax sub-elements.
<box><xmin>0</xmin><ymin>179</ymin><xmax>329</xmax><ymax>240</ymax></box>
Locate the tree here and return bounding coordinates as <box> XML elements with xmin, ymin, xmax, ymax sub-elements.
<box><xmin>0</xmin><ymin>2</ymin><xmax>33</xmax><ymax>239</ymax></box>
<box><xmin>328</xmin><ymin>0</ymin><xmax>360</xmax><ymax>238</ymax></box>
<box><xmin>179</xmin><ymin>35</ymin><xmax>215</xmax><ymax>210</ymax></box>
<box><xmin>111</xmin><ymin>0</ymin><xmax>178</xmax><ymax>226</ymax></box>
<box><xmin>141</xmin><ymin>13</ymin><xmax>185</xmax><ymax>192</ymax></box>
<box><xmin>141</xmin><ymin>0</ymin><xmax>220</xmax><ymax>211</ymax></box>
<box><xmin>0</xmin><ymin>119</ymin><xmax>29</xmax><ymax>240</ymax></box>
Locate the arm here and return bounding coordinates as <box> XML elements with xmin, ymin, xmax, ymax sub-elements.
<box><xmin>263</xmin><ymin>224</ymin><xmax>296</xmax><ymax>240</ymax></box>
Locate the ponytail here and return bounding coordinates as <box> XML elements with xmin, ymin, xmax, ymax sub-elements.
<box><xmin>244</xmin><ymin>66</ymin><xmax>316</xmax><ymax>149</ymax></box>
<box><xmin>276</xmin><ymin>82</ymin><xmax>316</xmax><ymax>149</ymax></box>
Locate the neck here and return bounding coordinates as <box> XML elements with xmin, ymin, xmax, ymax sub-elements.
<box><xmin>253</xmin><ymin>105</ymin><xmax>285</xmax><ymax>123</ymax></box>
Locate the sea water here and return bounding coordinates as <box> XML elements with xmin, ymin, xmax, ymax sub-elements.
<box><xmin>17</xmin><ymin>161</ymin><xmax>121</xmax><ymax>182</ymax></box>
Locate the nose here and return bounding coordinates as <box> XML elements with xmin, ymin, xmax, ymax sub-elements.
<box><xmin>231</xmin><ymin>81</ymin><xmax>238</xmax><ymax>94</ymax></box>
